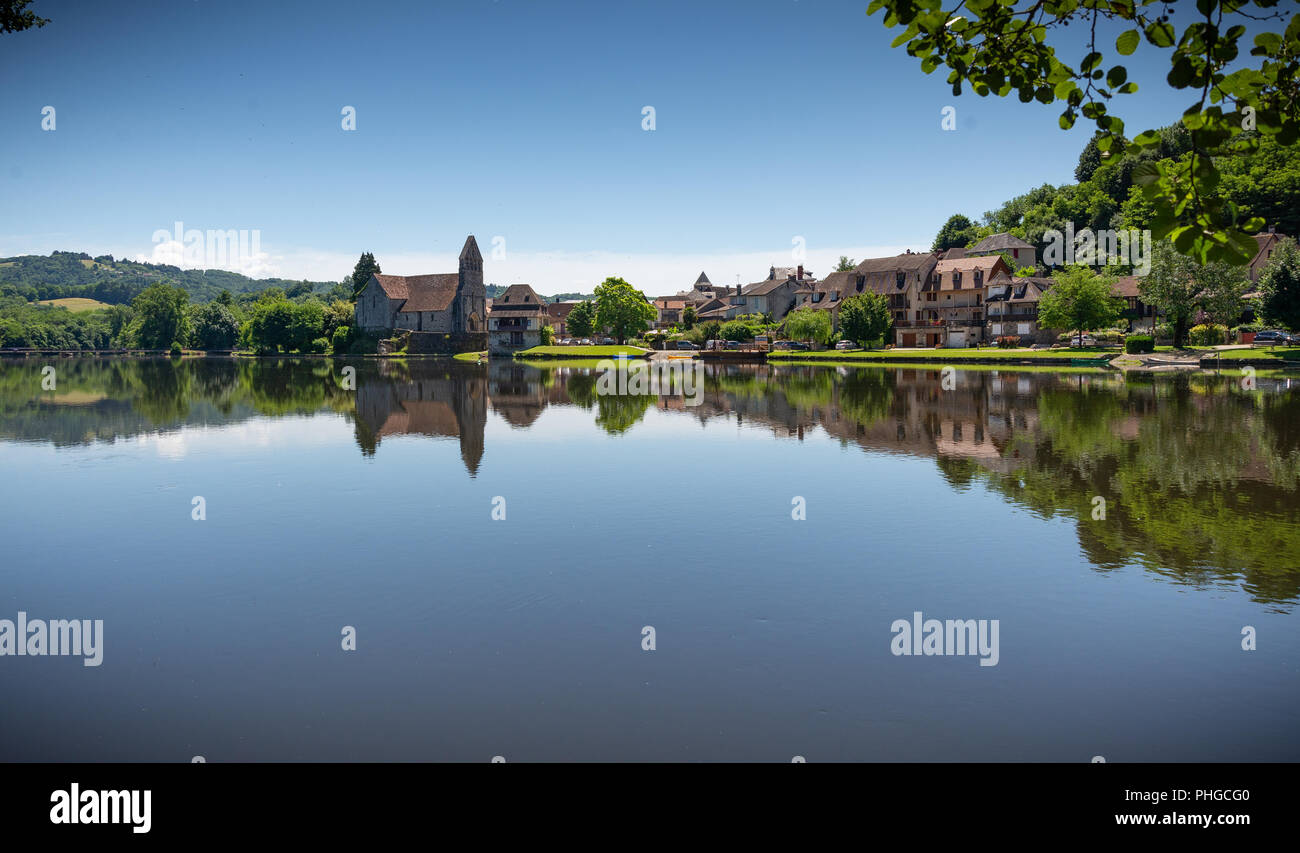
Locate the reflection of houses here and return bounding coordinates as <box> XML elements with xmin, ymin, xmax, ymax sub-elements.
<box><xmin>352</xmin><ymin>363</ymin><xmax>487</xmax><ymax>475</ymax></box>
<box><xmin>354</xmin><ymin>235</ymin><xmax>487</xmax><ymax>342</ymax></box>
<box><xmin>489</xmin><ymin>284</ymin><xmax>546</xmax><ymax>355</ymax></box>
<box><xmin>488</xmin><ymin>361</ymin><xmax>554</xmax><ymax>427</ymax></box>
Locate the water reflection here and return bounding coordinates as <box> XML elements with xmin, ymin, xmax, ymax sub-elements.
<box><xmin>3</xmin><ymin>356</ymin><xmax>1299</xmax><ymax>605</ymax></box>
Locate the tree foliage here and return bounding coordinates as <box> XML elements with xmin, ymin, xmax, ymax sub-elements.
<box><xmin>566</xmin><ymin>299</ymin><xmax>596</xmax><ymax>338</ymax></box>
<box><xmin>839</xmin><ymin>292</ymin><xmax>893</xmax><ymax>346</ymax></box>
<box><xmin>1037</xmin><ymin>265</ymin><xmax>1123</xmax><ymax>340</ymax></box>
<box><xmin>350</xmin><ymin>252</ymin><xmax>381</xmax><ymax>300</ymax></box>
<box><xmin>784</xmin><ymin>306</ymin><xmax>834</xmax><ymax>345</ymax></box>
<box><xmin>1258</xmin><ymin>236</ymin><xmax>1300</xmax><ymax>330</ymax></box>
<box><xmin>1140</xmin><ymin>239</ymin><xmax>1250</xmax><ymax>346</ymax></box>
<box><xmin>869</xmin><ymin>0</ymin><xmax>1300</xmax><ymax>264</ymax></box>
<box><xmin>593</xmin><ymin>277</ymin><xmax>655</xmax><ymax>342</ymax></box>
<box><xmin>132</xmin><ymin>283</ymin><xmax>191</xmax><ymax>349</ymax></box>
<box><xmin>931</xmin><ymin>213</ymin><xmax>980</xmax><ymax>251</ymax></box>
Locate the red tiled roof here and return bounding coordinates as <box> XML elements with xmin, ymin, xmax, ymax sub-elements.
<box><xmin>372</xmin><ymin>273</ymin><xmax>459</xmax><ymax>313</ymax></box>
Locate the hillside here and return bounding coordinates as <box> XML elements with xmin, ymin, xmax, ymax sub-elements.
<box><xmin>0</xmin><ymin>251</ymin><xmax>341</xmax><ymax>306</ymax></box>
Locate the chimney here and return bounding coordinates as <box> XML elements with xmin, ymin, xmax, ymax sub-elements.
<box><xmin>797</xmin><ymin>264</ymin><xmax>803</xmax><ymax>280</ymax></box>
<box><xmin>1269</xmin><ymin>224</ymin><xmax>1276</xmax><ymax>234</ymax></box>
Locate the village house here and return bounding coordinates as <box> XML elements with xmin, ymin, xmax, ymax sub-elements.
<box><xmin>986</xmin><ymin>273</ymin><xmax>1055</xmax><ymax>343</ymax></box>
<box><xmin>1110</xmin><ymin>276</ymin><xmax>1157</xmax><ymax>332</ymax></box>
<box><xmin>968</xmin><ymin>232</ymin><xmax>1037</xmax><ymax>270</ymax></box>
<box><xmin>488</xmin><ymin>283</ymin><xmax>546</xmax><ymax>355</ymax></box>
<box><xmin>652</xmin><ymin>297</ymin><xmax>687</xmax><ymax>328</ymax></box>
<box><xmin>797</xmin><ymin>251</ymin><xmax>940</xmax><ymax>347</ymax></box>
<box><xmin>921</xmin><ymin>255</ymin><xmax>1010</xmax><ymax>347</ymax></box>
<box><xmin>545</xmin><ymin>301</ymin><xmax>579</xmax><ymax>337</ymax></box>
<box><xmin>354</xmin><ymin>236</ymin><xmax>487</xmax><ymax>344</ymax></box>
<box><xmin>735</xmin><ymin>265</ymin><xmax>812</xmax><ymax>322</ymax></box>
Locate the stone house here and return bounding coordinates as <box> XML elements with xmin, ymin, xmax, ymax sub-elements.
<box><xmin>986</xmin><ymin>273</ymin><xmax>1055</xmax><ymax>343</ymax></box>
<box><xmin>968</xmin><ymin>232</ymin><xmax>1037</xmax><ymax>270</ymax></box>
<box><xmin>796</xmin><ymin>251</ymin><xmax>940</xmax><ymax>347</ymax></box>
<box><xmin>354</xmin><ymin>235</ymin><xmax>487</xmax><ymax>341</ymax></box>
<box><xmin>489</xmin><ymin>283</ymin><xmax>546</xmax><ymax>354</ymax></box>
<box><xmin>922</xmin><ymin>255</ymin><xmax>1010</xmax><ymax>347</ymax></box>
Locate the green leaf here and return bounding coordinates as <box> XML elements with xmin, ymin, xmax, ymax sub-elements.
<box><xmin>1145</xmin><ymin>21</ymin><xmax>1175</xmax><ymax>48</ymax></box>
<box><xmin>1116</xmin><ymin>29</ymin><xmax>1140</xmax><ymax>56</ymax></box>
<box><xmin>1106</xmin><ymin>66</ymin><xmax>1127</xmax><ymax>88</ymax></box>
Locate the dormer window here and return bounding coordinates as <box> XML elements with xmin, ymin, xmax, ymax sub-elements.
<box><xmin>953</xmin><ymin>271</ymin><xmax>962</xmax><ymax>289</ymax></box>
<box><xmin>896</xmin><ymin>273</ymin><xmax>905</xmax><ymax>287</ymax></box>
<box><xmin>974</xmin><ymin>270</ymin><xmax>983</xmax><ymax>286</ymax></box>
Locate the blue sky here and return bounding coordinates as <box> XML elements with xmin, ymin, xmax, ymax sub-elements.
<box><xmin>1</xmin><ymin>0</ymin><xmax>1210</xmax><ymax>293</ymax></box>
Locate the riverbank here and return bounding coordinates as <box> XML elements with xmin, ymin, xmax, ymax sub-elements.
<box><xmin>512</xmin><ymin>345</ymin><xmax>651</xmax><ymax>359</ymax></box>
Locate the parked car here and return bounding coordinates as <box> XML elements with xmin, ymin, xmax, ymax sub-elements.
<box><xmin>1070</xmin><ymin>334</ymin><xmax>1098</xmax><ymax>347</ymax></box>
<box><xmin>1254</xmin><ymin>330</ymin><xmax>1290</xmax><ymax>345</ymax></box>
<box><xmin>835</xmin><ymin>340</ymin><xmax>857</xmax><ymax>351</ymax></box>
<box><xmin>724</xmin><ymin>340</ymin><xmax>741</xmax><ymax>350</ymax></box>
<box><xmin>787</xmin><ymin>341</ymin><xmax>811</xmax><ymax>351</ymax></box>
<box><xmin>601</xmin><ymin>337</ymin><xmax>616</xmax><ymax>345</ymax></box>
<box><xmin>675</xmin><ymin>340</ymin><xmax>697</xmax><ymax>350</ymax></box>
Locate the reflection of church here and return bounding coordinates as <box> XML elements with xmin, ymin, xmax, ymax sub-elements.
<box><xmin>352</xmin><ymin>362</ymin><xmax>487</xmax><ymax>475</ymax></box>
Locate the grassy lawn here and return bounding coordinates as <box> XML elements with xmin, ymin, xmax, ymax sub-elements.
<box><xmin>768</xmin><ymin>346</ymin><xmax>1135</xmax><ymax>361</ymax></box>
<box><xmin>452</xmin><ymin>350</ymin><xmax>487</xmax><ymax>362</ymax></box>
<box><xmin>769</xmin><ymin>359</ymin><xmax>1113</xmax><ymax>374</ymax></box>
<box><xmin>1208</xmin><ymin>346</ymin><xmax>1300</xmax><ymax>361</ymax></box>
<box><xmin>516</xmin><ymin>345</ymin><xmax>650</xmax><ymax>358</ymax></box>
<box><xmin>38</xmin><ymin>297</ymin><xmax>112</xmax><ymax>312</ymax></box>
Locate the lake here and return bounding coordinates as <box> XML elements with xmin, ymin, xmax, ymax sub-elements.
<box><xmin>2</xmin><ymin>357</ymin><xmax>1298</xmax><ymax>762</ymax></box>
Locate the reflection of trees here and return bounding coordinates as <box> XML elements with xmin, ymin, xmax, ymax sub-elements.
<box><xmin>594</xmin><ymin>394</ymin><xmax>654</xmax><ymax>434</ymax></box>
<box><xmin>977</xmin><ymin>375</ymin><xmax>1300</xmax><ymax>606</ymax></box>
<box><xmin>838</xmin><ymin>368</ymin><xmax>894</xmax><ymax>428</ymax></box>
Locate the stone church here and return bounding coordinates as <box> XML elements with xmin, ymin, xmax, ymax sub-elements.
<box><xmin>354</xmin><ymin>235</ymin><xmax>487</xmax><ymax>336</ymax></box>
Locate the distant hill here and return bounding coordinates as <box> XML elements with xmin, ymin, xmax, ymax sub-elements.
<box><xmin>0</xmin><ymin>251</ymin><xmax>340</xmax><ymax>305</ymax></box>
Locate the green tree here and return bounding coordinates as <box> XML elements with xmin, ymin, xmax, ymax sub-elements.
<box><xmin>1</xmin><ymin>0</ymin><xmax>49</xmax><ymax>34</ymax></box>
<box><xmin>247</xmin><ymin>297</ymin><xmax>296</xmax><ymax>353</ymax></box>
<box><xmin>719</xmin><ymin>320</ymin><xmax>754</xmax><ymax>342</ymax></box>
<box><xmin>931</xmin><ymin>213</ymin><xmax>979</xmax><ymax>252</ymax></box>
<box><xmin>681</xmin><ymin>305</ymin><xmax>697</xmax><ymax>330</ymax></box>
<box><xmin>1258</xmin><ymin>236</ymin><xmax>1300</xmax><ymax>331</ymax></box>
<box><xmin>835</xmin><ymin>256</ymin><xmax>857</xmax><ymax>272</ymax></box>
<box><xmin>567</xmin><ymin>300</ymin><xmax>596</xmax><ymax>338</ymax></box>
<box><xmin>350</xmin><ymin>252</ymin><xmax>381</xmax><ymax>301</ymax></box>
<box><xmin>784</xmin><ymin>306</ymin><xmax>833</xmax><ymax>345</ymax></box>
<box><xmin>868</xmin><ymin>0</ymin><xmax>1300</xmax><ymax>265</ymax></box>
<box><xmin>288</xmin><ymin>301</ymin><xmax>326</xmax><ymax>352</ymax></box>
<box><xmin>540</xmin><ymin>324</ymin><xmax>555</xmax><ymax>345</ymax></box>
<box><xmin>839</xmin><ymin>292</ymin><xmax>892</xmax><ymax>347</ymax></box>
<box><xmin>1142</xmin><ymin>240</ymin><xmax>1251</xmax><ymax>347</ymax></box>
<box><xmin>322</xmin><ymin>298</ymin><xmax>354</xmax><ymax>341</ymax></box>
<box><xmin>1037</xmin><ymin>266</ymin><xmax>1122</xmax><ymax>343</ymax></box>
<box><xmin>593</xmin><ymin>277</ymin><xmax>655</xmax><ymax>342</ymax></box>
<box><xmin>132</xmin><ymin>282</ymin><xmax>191</xmax><ymax>349</ymax></box>
<box><xmin>192</xmin><ymin>301</ymin><xmax>240</xmax><ymax>350</ymax></box>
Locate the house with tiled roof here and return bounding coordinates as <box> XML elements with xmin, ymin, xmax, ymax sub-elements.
<box><xmin>986</xmin><ymin>273</ymin><xmax>1055</xmax><ymax>343</ymax></box>
<box><xmin>968</xmin><ymin>232</ymin><xmax>1036</xmax><ymax>270</ymax></box>
<box><xmin>795</xmin><ymin>251</ymin><xmax>941</xmax><ymax>346</ymax></box>
<box><xmin>1249</xmin><ymin>228</ymin><xmax>1288</xmax><ymax>282</ymax></box>
<box><xmin>920</xmin><ymin>255</ymin><xmax>1010</xmax><ymax>346</ymax></box>
<box><xmin>545</xmin><ymin>301</ymin><xmax>579</xmax><ymax>337</ymax></box>
<box><xmin>488</xmin><ymin>283</ymin><xmax>546</xmax><ymax>354</ymax></box>
<box><xmin>354</xmin><ymin>235</ymin><xmax>487</xmax><ymax>341</ymax></box>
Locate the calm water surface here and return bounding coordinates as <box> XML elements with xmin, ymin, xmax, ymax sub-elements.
<box><xmin>2</xmin><ymin>357</ymin><xmax>1298</xmax><ymax>761</ymax></box>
